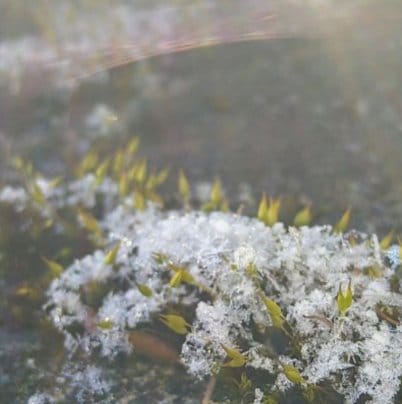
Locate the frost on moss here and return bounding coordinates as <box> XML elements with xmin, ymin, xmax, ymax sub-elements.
<box><xmin>2</xmin><ymin>145</ymin><xmax>402</xmax><ymax>403</ymax></box>
<box><xmin>43</xmin><ymin>202</ymin><xmax>402</xmax><ymax>403</ymax></box>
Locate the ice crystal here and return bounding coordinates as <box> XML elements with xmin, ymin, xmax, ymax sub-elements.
<box><xmin>386</xmin><ymin>244</ymin><xmax>401</xmax><ymax>270</ymax></box>
<box><xmin>253</xmin><ymin>388</ymin><xmax>264</xmax><ymax>404</ymax></box>
<box><xmin>61</xmin><ymin>363</ymin><xmax>112</xmax><ymax>403</ymax></box>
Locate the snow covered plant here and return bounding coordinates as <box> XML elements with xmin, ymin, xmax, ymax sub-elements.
<box><xmin>2</xmin><ymin>139</ymin><xmax>402</xmax><ymax>403</ymax></box>
<box><xmin>44</xmin><ymin>206</ymin><xmax>402</xmax><ymax>403</ymax></box>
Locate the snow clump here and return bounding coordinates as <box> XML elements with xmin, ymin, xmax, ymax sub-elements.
<box><xmin>45</xmin><ymin>204</ymin><xmax>402</xmax><ymax>403</ymax></box>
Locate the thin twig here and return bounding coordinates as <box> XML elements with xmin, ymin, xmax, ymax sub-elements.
<box><xmin>201</xmin><ymin>376</ymin><xmax>217</xmax><ymax>404</ymax></box>
<box><xmin>375</xmin><ymin>307</ymin><xmax>401</xmax><ymax>327</ymax></box>
<box><xmin>304</xmin><ymin>314</ymin><xmax>334</xmax><ymax>330</ymax></box>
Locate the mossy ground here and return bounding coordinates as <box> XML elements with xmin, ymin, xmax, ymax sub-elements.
<box><xmin>1</xmin><ymin>138</ymin><xmax>401</xmax><ymax>402</ymax></box>
<box><xmin>1</xmin><ymin>2</ymin><xmax>402</xmax><ymax>402</ymax></box>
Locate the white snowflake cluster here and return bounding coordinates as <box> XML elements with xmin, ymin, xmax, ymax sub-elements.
<box><xmin>0</xmin><ymin>173</ymin><xmax>119</xmax><ymax>221</ymax></box>
<box><xmin>0</xmin><ymin>185</ymin><xmax>28</xmax><ymax>212</ymax></box>
<box><xmin>84</xmin><ymin>104</ymin><xmax>121</xmax><ymax>139</ymax></box>
<box><xmin>43</xmin><ymin>201</ymin><xmax>402</xmax><ymax>403</ymax></box>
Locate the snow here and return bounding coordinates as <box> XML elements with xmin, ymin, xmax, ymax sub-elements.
<box><xmin>41</xmin><ymin>204</ymin><xmax>402</xmax><ymax>402</ymax></box>
<box><xmin>0</xmin><ymin>170</ymin><xmax>398</xmax><ymax>403</ymax></box>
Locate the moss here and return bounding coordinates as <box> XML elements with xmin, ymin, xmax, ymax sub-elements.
<box><xmin>1</xmin><ymin>139</ymin><xmax>402</xmax><ymax>403</ymax></box>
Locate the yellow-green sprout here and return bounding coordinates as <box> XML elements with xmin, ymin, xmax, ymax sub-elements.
<box><xmin>261</xmin><ymin>295</ymin><xmax>285</xmax><ymax>328</ymax></box>
<box><xmin>127</xmin><ymin>137</ymin><xmax>140</xmax><ymax>155</ymax></box>
<box><xmin>103</xmin><ymin>243</ymin><xmax>120</xmax><ymax>266</ymax></box>
<box><xmin>282</xmin><ymin>364</ymin><xmax>305</xmax><ymax>385</ymax></box>
<box><xmin>333</xmin><ymin>208</ymin><xmax>351</xmax><ymax>233</ymax></box>
<box><xmin>118</xmin><ymin>173</ymin><xmax>129</xmax><ymax>197</ymax></box>
<box><xmin>31</xmin><ymin>182</ymin><xmax>46</xmax><ymax>206</ymax></box>
<box><xmin>78</xmin><ymin>151</ymin><xmax>98</xmax><ymax>177</ymax></box>
<box><xmin>95</xmin><ymin>158</ymin><xmax>110</xmax><ymax>185</ymax></box>
<box><xmin>221</xmin><ymin>345</ymin><xmax>247</xmax><ymax>368</ymax></box>
<box><xmin>168</xmin><ymin>263</ymin><xmax>195</xmax><ymax>288</ymax></box>
<box><xmin>293</xmin><ymin>205</ymin><xmax>312</xmax><ymax>227</ymax></box>
<box><xmin>202</xmin><ymin>179</ymin><xmax>229</xmax><ymax>212</ymax></box>
<box><xmin>133</xmin><ymin>159</ymin><xmax>147</xmax><ymax>185</ymax></box>
<box><xmin>77</xmin><ymin>208</ymin><xmax>103</xmax><ymax>244</ymax></box>
<box><xmin>178</xmin><ymin>169</ymin><xmax>191</xmax><ymax>206</ymax></box>
<box><xmin>112</xmin><ymin>149</ymin><xmax>125</xmax><ymax>175</ymax></box>
<box><xmin>97</xmin><ymin>318</ymin><xmax>114</xmax><ymax>330</ymax></box>
<box><xmin>337</xmin><ymin>280</ymin><xmax>353</xmax><ymax>316</ymax></box>
<box><xmin>146</xmin><ymin>168</ymin><xmax>169</xmax><ymax>190</ymax></box>
<box><xmin>257</xmin><ymin>193</ymin><xmax>280</xmax><ymax>226</ymax></box>
<box><xmin>364</xmin><ymin>265</ymin><xmax>382</xmax><ymax>279</ymax></box>
<box><xmin>160</xmin><ymin>314</ymin><xmax>190</xmax><ymax>335</ymax></box>
<box><xmin>136</xmin><ymin>283</ymin><xmax>153</xmax><ymax>298</ymax></box>
<box><xmin>42</xmin><ymin>257</ymin><xmax>64</xmax><ymax>278</ymax></box>
<box><xmin>380</xmin><ymin>230</ymin><xmax>394</xmax><ymax>250</ymax></box>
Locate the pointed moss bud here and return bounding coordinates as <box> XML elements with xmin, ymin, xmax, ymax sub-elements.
<box><xmin>337</xmin><ymin>280</ymin><xmax>353</xmax><ymax>316</ymax></box>
<box><xmin>31</xmin><ymin>182</ymin><xmax>46</xmax><ymax>206</ymax></box>
<box><xmin>210</xmin><ymin>179</ymin><xmax>223</xmax><ymax>205</ymax></box>
<box><xmin>118</xmin><ymin>173</ymin><xmax>129</xmax><ymax>197</ymax></box>
<box><xmin>221</xmin><ymin>344</ymin><xmax>247</xmax><ymax>368</ymax></box>
<box><xmin>137</xmin><ymin>283</ymin><xmax>153</xmax><ymax>297</ymax></box>
<box><xmin>168</xmin><ymin>263</ymin><xmax>195</xmax><ymax>287</ymax></box>
<box><xmin>334</xmin><ymin>208</ymin><xmax>351</xmax><ymax>233</ymax></box>
<box><xmin>293</xmin><ymin>205</ymin><xmax>312</xmax><ymax>227</ymax></box>
<box><xmin>169</xmin><ymin>270</ymin><xmax>184</xmax><ymax>287</ymax></box>
<box><xmin>113</xmin><ymin>150</ymin><xmax>125</xmax><ymax>175</ymax></box>
<box><xmin>97</xmin><ymin>318</ymin><xmax>114</xmax><ymax>330</ymax></box>
<box><xmin>380</xmin><ymin>230</ymin><xmax>394</xmax><ymax>250</ymax></box>
<box><xmin>261</xmin><ymin>295</ymin><xmax>285</xmax><ymax>328</ymax></box>
<box><xmin>127</xmin><ymin>137</ymin><xmax>140</xmax><ymax>155</ymax></box>
<box><xmin>78</xmin><ymin>151</ymin><xmax>98</xmax><ymax>176</ymax></box>
<box><xmin>282</xmin><ymin>364</ymin><xmax>305</xmax><ymax>384</ymax></box>
<box><xmin>42</xmin><ymin>257</ymin><xmax>63</xmax><ymax>278</ymax></box>
<box><xmin>77</xmin><ymin>208</ymin><xmax>102</xmax><ymax>238</ymax></box>
<box><xmin>135</xmin><ymin>159</ymin><xmax>147</xmax><ymax>184</ymax></box>
<box><xmin>104</xmin><ymin>243</ymin><xmax>120</xmax><ymax>265</ymax></box>
<box><xmin>258</xmin><ymin>194</ymin><xmax>280</xmax><ymax>226</ymax></box>
<box><xmin>266</xmin><ymin>198</ymin><xmax>280</xmax><ymax>226</ymax></box>
<box><xmin>160</xmin><ymin>314</ymin><xmax>190</xmax><ymax>335</ymax></box>
<box><xmin>178</xmin><ymin>169</ymin><xmax>190</xmax><ymax>202</ymax></box>
<box><xmin>95</xmin><ymin>158</ymin><xmax>110</xmax><ymax>185</ymax></box>
<box><xmin>257</xmin><ymin>193</ymin><xmax>268</xmax><ymax>223</ymax></box>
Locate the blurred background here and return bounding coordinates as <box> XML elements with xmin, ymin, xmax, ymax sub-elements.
<box><xmin>1</xmin><ymin>1</ymin><xmax>402</xmax><ymax>232</ymax></box>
